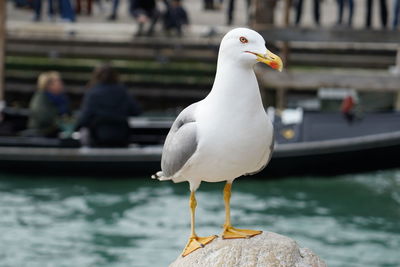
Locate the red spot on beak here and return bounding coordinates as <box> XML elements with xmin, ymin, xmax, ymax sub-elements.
<box><xmin>270</xmin><ymin>62</ymin><xmax>279</xmax><ymax>69</ymax></box>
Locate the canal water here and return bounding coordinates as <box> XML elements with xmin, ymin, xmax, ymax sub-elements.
<box><xmin>0</xmin><ymin>170</ymin><xmax>399</xmax><ymax>267</ymax></box>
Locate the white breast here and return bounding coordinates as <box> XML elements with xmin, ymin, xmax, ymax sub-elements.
<box><xmin>173</xmin><ymin>55</ymin><xmax>274</xmax><ymax>185</ymax></box>
<box><xmin>175</xmin><ymin>96</ymin><xmax>272</xmax><ymax>184</ymax></box>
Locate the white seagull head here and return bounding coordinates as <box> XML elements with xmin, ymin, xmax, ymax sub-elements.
<box><xmin>218</xmin><ymin>28</ymin><xmax>283</xmax><ymax>71</ymax></box>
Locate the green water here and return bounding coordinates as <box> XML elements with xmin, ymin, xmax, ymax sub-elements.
<box><xmin>0</xmin><ymin>170</ymin><xmax>399</xmax><ymax>267</ymax></box>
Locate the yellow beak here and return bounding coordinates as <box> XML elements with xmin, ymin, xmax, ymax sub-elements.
<box><xmin>249</xmin><ymin>50</ymin><xmax>283</xmax><ymax>72</ymax></box>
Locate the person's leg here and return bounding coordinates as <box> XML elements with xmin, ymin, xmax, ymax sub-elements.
<box><xmin>176</xmin><ymin>22</ymin><xmax>182</xmax><ymax>36</ymax></box>
<box><xmin>314</xmin><ymin>0</ymin><xmax>320</xmax><ymax>25</ymax></box>
<box><xmin>130</xmin><ymin>0</ymin><xmax>141</xmax><ymax>16</ymax></box>
<box><xmin>337</xmin><ymin>0</ymin><xmax>344</xmax><ymax>24</ymax></box>
<box><xmin>147</xmin><ymin>9</ymin><xmax>160</xmax><ymax>36</ymax></box>
<box><xmin>60</xmin><ymin>0</ymin><xmax>76</xmax><ymax>21</ymax></box>
<box><xmin>33</xmin><ymin>0</ymin><xmax>42</xmax><ymax>21</ymax></box>
<box><xmin>67</xmin><ymin>0</ymin><xmax>76</xmax><ymax>21</ymax></box>
<box><xmin>87</xmin><ymin>0</ymin><xmax>92</xmax><ymax>15</ymax></box>
<box><xmin>133</xmin><ymin>9</ymin><xmax>146</xmax><ymax>36</ymax></box>
<box><xmin>379</xmin><ymin>0</ymin><xmax>387</xmax><ymax>28</ymax></box>
<box><xmin>136</xmin><ymin>23</ymin><xmax>144</xmax><ymax>36</ymax></box>
<box><xmin>366</xmin><ymin>0</ymin><xmax>372</xmax><ymax>28</ymax></box>
<box><xmin>48</xmin><ymin>0</ymin><xmax>55</xmax><ymax>17</ymax></box>
<box><xmin>227</xmin><ymin>0</ymin><xmax>235</xmax><ymax>25</ymax></box>
<box><xmin>95</xmin><ymin>0</ymin><xmax>104</xmax><ymax>13</ymax></box>
<box><xmin>394</xmin><ymin>0</ymin><xmax>400</xmax><ymax>28</ymax></box>
<box><xmin>295</xmin><ymin>0</ymin><xmax>303</xmax><ymax>25</ymax></box>
<box><xmin>348</xmin><ymin>0</ymin><xmax>354</xmax><ymax>26</ymax></box>
<box><xmin>75</xmin><ymin>0</ymin><xmax>81</xmax><ymax>14</ymax></box>
<box><xmin>111</xmin><ymin>0</ymin><xmax>119</xmax><ymax>17</ymax></box>
<box><xmin>206</xmin><ymin>0</ymin><xmax>214</xmax><ymax>10</ymax></box>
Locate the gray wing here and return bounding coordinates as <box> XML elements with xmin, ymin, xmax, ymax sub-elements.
<box><xmin>161</xmin><ymin>103</ymin><xmax>199</xmax><ymax>177</ymax></box>
<box><xmin>245</xmin><ymin>131</ymin><xmax>275</xmax><ymax>176</ymax></box>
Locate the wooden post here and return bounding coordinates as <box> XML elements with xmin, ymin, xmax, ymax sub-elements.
<box><xmin>395</xmin><ymin>46</ymin><xmax>400</xmax><ymax>110</ymax></box>
<box><xmin>0</xmin><ymin>1</ymin><xmax>6</xmax><ymax>104</ymax></box>
<box><xmin>394</xmin><ymin>92</ymin><xmax>400</xmax><ymax>111</ymax></box>
<box><xmin>276</xmin><ymin>87</ymin><xmax>287</xmax><ymax>111</ymax></box>
<box><xmin>283</xmin><ymin>0</ymin><xmax>291</xmax><ymax>27</ymax></box>
<box><xmin>251</xmin><ymin>0</ymin><xmax>277</xmax><ymax>28</ymax></box>
<box><xmin>277</xmin><ymin>0</ymin><xmax>292</xmax><ymax>110</ymax></box>
<box><xmin>282</xmin><ymin>0</ymin><xmax>292</xmax><ymax>66</ymax></box>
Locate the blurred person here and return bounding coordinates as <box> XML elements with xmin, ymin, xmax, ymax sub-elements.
<box><xmin>14</xmin><ymin>0</ymin><xmax>33</xmax><ymax>8</ymax></box>
<box><xmin>336</xmin><ymin>0</ymin><xmax>354</xmax><ymax>26</ymax></box>
<box><xmin>294</xmin><ymin>0</ymin><xmax>320</xmax><ymax>26</ymax></box>
<box><xmin>393</xmin><ymin>0</ymin><xmax>400</xmax><ymax>29</ymax></box>
<box><xmin>33</xmin><ymin>0</ymin><xmax>76</xmax><ymax>22</ymax></box>
<box><xmin>341</xmin><ymin>95</ymin><xmax>356</xmax><ymax>123</ymax></box>
<box><xmin>204</xmin><ymin>0</ymin><xmax>214</xmax><ymax>10</ymax></box>
<box><xmin>227</xmin><ymin>0</ymin><xmax>251</xmax><ymax>26</ymax></box>
<box><xmin>32</xmin><ymin>0</ymin><xmax>55</xmax><ymax>21</ymax></box>
<box><xmin>163</xmin><ymin>0</ymin><xmax>189</xmax><ymax>36</ymax></box>
<box><xmin>59</xmin><ymin>0</ymin><xmax>76</xmax><ymax>21</ymax></box>
<box><xmin>76</xmin><ymin>0</ymin><xmax>93</xmax><ymax>15</ymax></box>
<box><xmin>28</xmin><ymin>72</ymin><xmax>70</xmax><ymax>137</ymax></box>
<box><xmin>76</xmin><ymin>64</ymin><xmax>141</xmax><ymax>147</ymax></box>
<box><xmin>107</xmin><ymin>0</ymin><xmax>120</xmax><ymax>20</ymax></box>
<box><xmin>130</xmin><ymin>0</ymin><xmax>160</xmax><ymax>36</ymax></box>
<box><xmin>365</xmin><ymin>0</ymin><xmax>387</xmax><ymax>29</ymax></box>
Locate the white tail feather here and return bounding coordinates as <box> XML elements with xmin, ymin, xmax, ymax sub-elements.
<box><xmin>151</xmin><ymin>171</ymin><xmax>172</xmax><ymax>181</ymax></box>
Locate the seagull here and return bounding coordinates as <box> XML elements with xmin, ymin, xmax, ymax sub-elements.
<box><xmin>152</xmin><ymin>27</ymin><xmax>283</xmax><ymax>257</ymax></box>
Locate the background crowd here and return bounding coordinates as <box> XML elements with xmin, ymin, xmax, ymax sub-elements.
<box><xmin>291</xmin><ymin>0</ymin><xmax>400</xmax><ymax>28</ymax></box>
<box><xmin>12</xmin><ymin>0</ymin><xmax>400</xmax><ymax>30</ymax></box>
<box><xmin>14</xmin><ymin>0</ymin><xmax>190</xmax><ymax>36</ymax></box>
<box><xmin>27</xmin><ymin>65</ymin><xmax>142</xmax><ymax>147</ymax></box>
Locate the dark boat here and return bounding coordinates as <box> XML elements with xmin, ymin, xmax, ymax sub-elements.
<box><xmin>0</xmin><ymin>108</ymin><xmax>399</xmax><ymax>177</ymax></box>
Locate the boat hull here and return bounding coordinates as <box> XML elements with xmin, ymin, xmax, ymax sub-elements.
<box><xmin>0</xmin><ymin>131</ymin><xmax>399</xmax><ymax>178</ymax></box>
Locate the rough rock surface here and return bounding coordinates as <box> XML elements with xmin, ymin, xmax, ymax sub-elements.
<box><xmin>169</xmin><ymin>232</ymin><xmax>327</xmax><ymax>267</ymax></box>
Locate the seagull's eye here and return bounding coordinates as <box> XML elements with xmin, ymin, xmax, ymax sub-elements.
<box><xmin>239</xmin><ymin>37</ymin><xmax>248</xmax><ymax>44</ymax></box>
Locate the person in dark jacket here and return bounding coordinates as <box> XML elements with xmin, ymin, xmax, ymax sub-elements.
<box><xmin>131</xmin><ymin>0</ymin><xmax>160</xmax><ymax>36</ymax></box>
<box><xmin>163</xmin><ymin>0</ymin><xmax>189</xmax><ymax>36</ymax></box>
<box><xmin>28</xmin><ymin>71</ymin><xmax>70</xmax><ymax>137</ymax></box>
<box><xmin>76</xmin><ymin>64</ymin><xmax>141</xmax><ymax>147</ymax></box>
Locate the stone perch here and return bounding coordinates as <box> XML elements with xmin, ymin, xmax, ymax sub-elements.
<box><xmin>169</xmin><ymin>232</ymin><xmax>327</xmax><ymax>267</ymax></box>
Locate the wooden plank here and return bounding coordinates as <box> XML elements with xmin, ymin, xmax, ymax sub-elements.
<box><xmin>256</xmin><ymin>68</ymin><xmax>400</xmax><ymax>91</ymax></box>
<box><xmin>5</xmin><ymin>43</ymin><xmax>218</xmax><ymax>61</ymax></box>
<box><xmin>6</xmin><ymin>35</ymin><xmax>220</xmax><ymax>50</ymax></box>
<box><xmin>4</xmin><ymin>82</ymin><xmax>209</xmax><ymax>99</ymax></box>
<box><xmin>6</xmin><ymin>68</ymin><xmax>399</xmax><ymax>96</ymax></box>
<box><xmin>8</xmin><ymin>31</ymin><xmax>400</xmax><ymax>52</ymax></box>
<box><xmin>289</xmin><ymin>53</ymin><xmax>395</xmax><ymax>68</ymax></box>
<box><xmin>259</xmin><ymin>28</ymin><xmax>400</xmax><ymax>43</ymax></box>
<box><xmin>6</xmin><ymin>46</ymin><xmax>394</xmax><ymax>69</ymax></box>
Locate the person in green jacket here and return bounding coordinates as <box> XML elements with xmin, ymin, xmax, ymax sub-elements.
<box><xmin>28</xmin><ymin>71</ymin><xmax>70</xmax><ymax>137</ymax></box>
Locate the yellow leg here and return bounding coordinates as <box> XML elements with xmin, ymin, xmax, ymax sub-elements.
<box><xmin>222</xmin><ymin>182</ymin><xmax>262</xmax><ymax>239</ymax></box>
<box><xmin>182</xmin><ymin>191</ymin><xmax>217</xmax><ymax>257</ymax></box>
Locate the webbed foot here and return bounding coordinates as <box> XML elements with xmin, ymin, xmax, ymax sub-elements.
<box><xmin>182</xmin><ymin>235</ymin><xmax>218</xmax><ymax>257</ymax></box>
<box><xmin>222</xmin><ymin>226</ymin><xmax>262</xmax><ymax>239</ymax></box>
